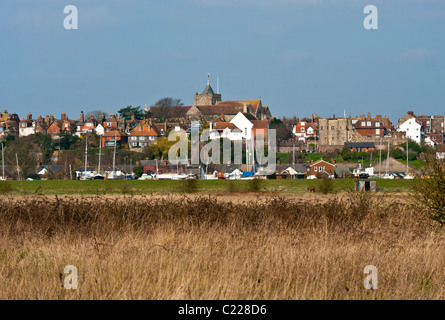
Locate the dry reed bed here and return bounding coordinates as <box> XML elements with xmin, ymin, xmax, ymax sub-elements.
<box><xmin>0</xmin><ymin>194</ymin><xmax>443</xmax><ymax>299</ymax></box>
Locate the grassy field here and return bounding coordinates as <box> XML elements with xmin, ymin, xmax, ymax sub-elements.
<box><xmin>0</xmin><ymin>194</ymin><xmax>443</xmax><ymax>299</ymax></box>
<box><xmin>5</xmin><ymin>178</ymin><xmax>416</xmax><ymax>195</ymax></box>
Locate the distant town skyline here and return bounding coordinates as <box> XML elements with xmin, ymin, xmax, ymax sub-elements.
<box><xmin>1</xmin><ymin>0</ymin><xmax>444</xmax><ymax>122</ymax></box>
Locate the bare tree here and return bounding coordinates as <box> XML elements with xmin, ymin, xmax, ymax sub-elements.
<box><xmin>152</xmin><ymin>97</ymin><xmax>184</xmax><ymax>108</ymax></box>
<box><xmin>86</xmin><ymin>110</ymin><xmax>109</xmax><ymax>119</ymax></box>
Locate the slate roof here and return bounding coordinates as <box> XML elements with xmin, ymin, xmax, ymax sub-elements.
<box><xmin>344</xmin><ymin>142</ymin><xmax>376</xmax><ymax>148</ymax></box>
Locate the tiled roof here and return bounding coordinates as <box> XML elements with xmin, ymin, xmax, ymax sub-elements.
<box><xmin>147</xmin><ymin>106</ymin><xmax>192</xmax><ymax>119</ymax></box>
<box><xmin>197</xmin><ymin>104</ymin><xmax>244</xmax><ymax>115</ymax></box>
<box><xmin>103</xmin><ymin>130</ymin><xmax>127</xmax><ymax>137</ymax></box>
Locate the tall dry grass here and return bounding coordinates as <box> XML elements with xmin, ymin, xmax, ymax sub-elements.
<box><xmin>0</xmin><ymin>193</ymin><xmax>443</xmax><ymax>299</ymax></box>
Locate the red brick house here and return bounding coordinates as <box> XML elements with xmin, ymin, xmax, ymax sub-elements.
<box><xmin>128</xmin><ymin>123</ymin><xmax>160</xmax><ymax>148</ymax></box>
<box><xmin>102</xmin><ymin>130</ymin><xmax>128</xmax><ymax>147</ymax></box>
<box><xmin>47</xmin><ymin>120</ymin><xmax>63</xmax><ymax>139</ymax></box>
<box><xmin>308</xmin><ymin>160</ymin><xmax>336</xmax><ymax>178</ymax></box>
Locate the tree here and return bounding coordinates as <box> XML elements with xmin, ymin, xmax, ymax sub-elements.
<box><xmin>146</xmin><ymin>97</ymin><xmax>184</xmax><ymax>121</ymax></box>
<box><xmin>412</xmin><ymin>154</ymin><xmax>445</xmax><ymax>225</ymax></box>
<box><xmin>152</xmin><ymin>97</ymin><xmax>184</xmax><ymax>108</ymax></box>
<box><xmin>117</xmin><ymin>106</ymin><xmax>144</xmax><ymax>121</ymax></box>
<box><xmin>60</xmin><ymin>133</ymin><xmax>79</xmax><ymax>150</ymax></box>
<box><xmin>86</xmin><ymin>110</ymin><xmax>108</xmax><ymax>119</ymax></box>
<box><xmin>133</xmin><ymin>165</ymin><xmax>144</xmax><ymax>178</ymax></box>
<box><xmin>269</xmin><ymin>121</ymin><xmax>292</xmax><ymax>141</ymax></box>
<box><xmin>4</xmin><ymin>136</ymin><xmax>39</xmax><ymax>179</ymax></box>
<box><xmin>341</xmin><ymin>147</ymin><xmax>351</xmax><ymax>161</ymax></box>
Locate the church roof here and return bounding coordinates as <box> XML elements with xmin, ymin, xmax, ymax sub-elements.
<box><xmin>202</xmin><ymin>84</ymin><xmax>214</xmax><ymax>95</ymax></box>
<box><xmin>147</xmin><ymin>106</ymin><xmax>192</xmax><ymax>119</ymax></box>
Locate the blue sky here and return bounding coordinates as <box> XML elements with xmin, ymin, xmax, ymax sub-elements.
<box><xmin>1</xmin><ymin>0</ymin><xmax>444</xmax><ymax>123</ymax></box>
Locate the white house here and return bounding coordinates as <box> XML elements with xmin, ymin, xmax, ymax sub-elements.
<box><xmin>397</xmin><ymin>118</ymin><xmax>423</xmax><ymax>144</ymax></box>
<box><xmin>19</xmin><ymin>122</ymin><xmax>36</xmax><ymax>137</ymax></box>
<box><xmin>209</xmin><ymin>112</ymin><xmax>259</xmax><ymax>141</ymax></box>
<box><xmin>95</xmin><ymin>123</ymin><xmax>104</xmax><ymax>135</ymax></box>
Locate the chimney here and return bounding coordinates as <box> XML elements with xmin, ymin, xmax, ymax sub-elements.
<box><xmin>27</xmin><ymin>113</ymin><xmax>32</xmax><ymax>121</ymax></box>
<box><xmin>80</xmin><ymin>111</ymin><xmax>84</xmax><ymax>122</ymax></box>
<box><xmin>61</xmin><ymin>112</ymin><xmax>67</xmax><ymax>121</ymax></box>
<box><xmin>367</xmin><ymin>112</ymin><xmax>371</xmax><ymax>120</ymax></box>
<box><xmin>311</xmin><ymin>114</ymin><xmax>314</xmax><ymax>123</ymax></box>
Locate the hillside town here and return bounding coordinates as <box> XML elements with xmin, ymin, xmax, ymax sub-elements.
<box><xmin>1</xmin><ymin>77</ymin><xmax>444</xmax><ymax>181</ymax></box>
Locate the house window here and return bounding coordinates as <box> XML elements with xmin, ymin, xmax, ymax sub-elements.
<box><xmin>301</xmin><ymin>128</ymin><xmax>305</xmax><ymax>132</ymax></box>
<box><xmin>139</xmin><ymin>136</ymin><xmax>145</xmax><ymax>141</ymax></box>
<box><xmin>331</xmin><ymin>126</ymin><xmax>334</xmax><ymax>130</ymax></box>
<box><xmin>321</xmin><ymin>126</ymin><xmax>323</xmax><ymax>130</ymax></box>
<box><xmin>314</xmin><ymin>167</ymin><xmax>318</xmax><ymax>172</ymax></box>
<box><xmin>149</xmin><ymin>136</ymin><xmax>154</xmax><ymax>140</ymax></box>
<box><xmin>376</xmin><ymin>129</ymin><xmax>380</xmax><ymax>135</ymax></box>
<box><xmin>319</xmin><ymin>166</ymin><xmax>323</xmax><ymax>171</ymax></box>
<box><xmin>367</xmin><ymin>122</ymin><xmax>371</xmax><ymax>126</ymax></box>
<box><xmin>107</xmin><ymin>123</ymin><xmax>111</xmax><ymax>127</ymax></box>
<box><xmin>361</xmin><ymin>122</ymin><xmax>366</xmax><ymax>126</ymax></box>
<box><xmin>245</xmin><ymin>128</ymin><xmax>247</xmax><ymax>135</ymax></box>
<box><xmin>376</xmin><ymin>122</ymin><xmax>380</xmax><ymax>127</ymax></box>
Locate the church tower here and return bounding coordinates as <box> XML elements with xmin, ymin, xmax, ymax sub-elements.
<box><xmin>194</xmin><ymin>74</ymin><xmax>222</xmax><ymax>106</ymax></box>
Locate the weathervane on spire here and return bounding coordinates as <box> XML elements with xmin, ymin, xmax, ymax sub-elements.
<box><xmin>207</xmin><ymin>73</ymin><xmax>210</xmax><ymax>85</ymax></box>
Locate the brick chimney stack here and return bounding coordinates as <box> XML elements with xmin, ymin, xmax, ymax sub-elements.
<box><xmin>61</xmin><ymin>112</ymin><xmax>67</xmax><ymax>121</ymax></box>
<box><xmin>27</xmin><ymin>113</ymin><xmax>32</xmax><ymax>121</ymax></box>
<box><xmin>80</xmin><ymin>111</ymin><xmax>84</xmax><ymax>123</ymax></box>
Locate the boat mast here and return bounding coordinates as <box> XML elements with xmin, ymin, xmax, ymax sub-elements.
<box><xmin>98</xmin><ymin>137</ymin><xmax>102</xmax><ymax>173</ymax></box>
<box><xmin>378</xmin><ymin>137</ymin><xmax>382</xmax><ymax>178</ymax></box>
<box><xmin>406</xmin><ymin>135</ymin><xmax>409</xmax><ymax>174</ymax></box>
<box><xmin>2</xmin><ymin>143</ymin><xmax>4</xmax><ymax>180</ymax></box>
<box><xmin>84</xmin><ymin>136</ymin><xmax>88</xmax><ymax>178</ymax></box>
<box><xmin>385</xmin><ymin>140</ymin><xmax>390</xmax><ymax>176</ymax></box>
<box><xmin>112</xmin><ymin>132</ymin><xmax>117</xmax><ymax>175</ymax></box>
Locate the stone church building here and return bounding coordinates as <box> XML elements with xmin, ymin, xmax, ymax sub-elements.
<box><xmin>146</xmin><ymin>77</ymin><xmax>272</xmax><ymax>122</ymax></box>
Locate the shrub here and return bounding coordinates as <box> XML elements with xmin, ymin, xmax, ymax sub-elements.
<box><xmin>247</xmin><ymin>178</ymin><xmax>263</xmax><ymax>192</ymax></box>
<box><xmin>226</xmin><ymin>181</ymin><xmax>238</xmax><ymax>193</ymax></box>
<box><xmin>119</xmin><ymin>183</ymin><xmax>133</xmax><ymax>195</ymax></box>
<box><xmin>0</xmin><ymin>181</ymin><xmax>13</xmax><ymax>194</ymax></box>
<box><xmin>180</xmin><ymin>179</ymin><xmax>199</xmax><ymax>193</ymax></box>
<box><xmin>317</xmin><ymin>177</ymin><xmax>334</xmax><ymax>194</ymax></box>
<box><xmin>412</xmin><ymin>154</ymin><xmax>445</xmax><ymax>225</ymax></box>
